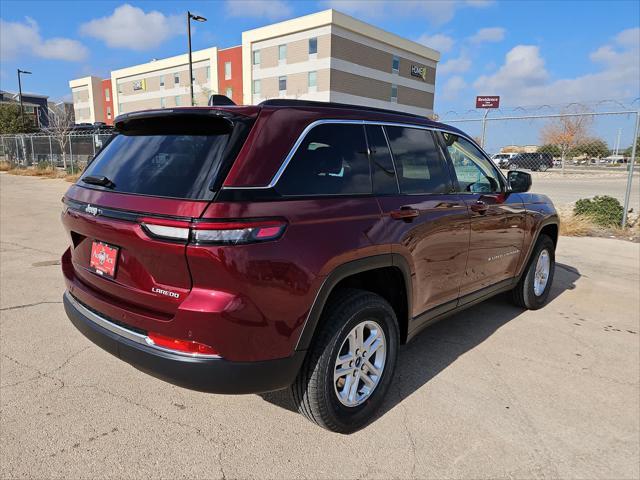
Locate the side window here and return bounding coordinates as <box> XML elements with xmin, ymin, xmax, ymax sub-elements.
<box><xmin>442</xmin><ymin>133</ymin><xmax>503</xmax><ymax>193</ymax></box>
<box><xmin>365</xmin><ymin>125</ymin><xmax>398</xmax><ymax>195</ymax></box>
<box><xmin>385</xmin><ymin>126</ymin><xmax>450</xmax><ymax>194</ymax></box>
<box><xmin>277</xmin><ymin>124</ymin><xmax>371</xmax><ymax>196</ymax></box>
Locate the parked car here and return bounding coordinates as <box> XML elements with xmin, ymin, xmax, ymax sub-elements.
<box><xmin>61</xmin><ymin>100</ymin><xmax>559</xmax><ymax>433</ymax></box>
<box><xmin>507</xmin><ymin>152</ymin><xmax>554</xmax><ymax>171</ymax></box>
<box><xmin>491</xmin><ymin>152</ymin><xmax>517</xmax><ymax>168</ymax></box>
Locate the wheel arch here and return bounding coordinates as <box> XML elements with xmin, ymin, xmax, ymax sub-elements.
<box><xmin>517</xmin><ymin>216</ymin><xmax>560</xmax><ymax>279</ymax></box>
<box><xmin>295</xmin><ymin>254</ymin><xmax>412</xmax><ymax>352</ymax></box>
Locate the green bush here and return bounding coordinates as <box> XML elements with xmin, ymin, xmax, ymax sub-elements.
<box><xmin>574</xmin><ymin>195</ymin><xmax>624</xmax><ymax>227</ymax></box>
<box><xmin>36</xmin><ymin>161</ymin><xmax>52</xmax><ymax>171</ymax></box>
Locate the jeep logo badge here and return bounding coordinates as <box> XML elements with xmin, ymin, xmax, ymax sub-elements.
<box><xmin>85</xmin><ymin>204</ymin><xmax>99</xmax><ymax>216</ymax></box>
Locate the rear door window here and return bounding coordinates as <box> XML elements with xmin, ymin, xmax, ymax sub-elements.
<box><xmin>277</xmin><ymin>123</ymin><xmax>371</xmax><ymax>196</ymax></box>
<box><xmin>384</xmin><ymin>126</ymin><xmax>451</xmax><ymax>194</ymax></box>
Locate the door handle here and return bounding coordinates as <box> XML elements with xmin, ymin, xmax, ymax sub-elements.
<box><xmin>470</xmin><ymin>200</ymin><xmax>489</xmax><ymax>214</ymax></box>
<box><xmin>390</xmin><ymin>207</ymin><xmax>420</xmax><ymax>222</ymax></box>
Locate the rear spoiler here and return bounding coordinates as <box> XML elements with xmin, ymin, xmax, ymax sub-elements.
<box><xmin>114</xmin><ymin>109</ymin><xmax>235</xmax><ymax>135</ymax></box>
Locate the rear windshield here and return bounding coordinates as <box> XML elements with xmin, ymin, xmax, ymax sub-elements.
<box><xmin>80</xmin><ymin>114</ymin><xmax>248</xmax><ymax>200</ymax></box>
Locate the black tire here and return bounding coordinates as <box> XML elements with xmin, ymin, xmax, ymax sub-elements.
<box><xmin>508</xmin><ymin>163</ymin><xmax>519</xmax><ymax>171</ymax></box>
<box><xmin>291</xmin><ymin>288</ymin><xmax>399</xmax><ymax>434</ymax></box>
<box><xmin>538</xmin><ymin>164</ymin><xmax>548</xmax><ymax>172</ymax></box>
<box><xmin>512</xmin><ymin>234</ymin><xmax>555</xmax><ymax>309</ymax></box>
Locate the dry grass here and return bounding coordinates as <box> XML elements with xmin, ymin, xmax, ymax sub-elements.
<box><xmin>64</xmin><ymin>172</ymin><xmax>81</xmax><ymax>183</ymax></box>
<box><xmin>559</xmin><ymin>209</ymin><xmax>597</xmax><ymax>236</ymax></box>
<box><xmin>0</xmin><ymin>161</ymin><xmax>11</xmax><ymax>172</ymax></box>
<box><xmin>559</xmin><ymin>208</ymin><xmax>639</xmax><ymax>242</ymax></box>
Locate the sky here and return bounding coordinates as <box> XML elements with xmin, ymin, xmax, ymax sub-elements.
<box><xmin>1</xmin><ymin>0</ymin><xmax>639</xmax><ymax>149</ymax></box>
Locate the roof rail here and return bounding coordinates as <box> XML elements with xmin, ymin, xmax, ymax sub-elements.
<box><xmin>258</xmin><ymin>99</ymin><xmax>428</xmax><ymax>120</ymax></box>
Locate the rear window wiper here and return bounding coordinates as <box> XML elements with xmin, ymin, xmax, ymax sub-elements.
<box><xmin>82</xmin><ymin>175</ymin><xmax>116</xmax><ymax>189</ymax></box>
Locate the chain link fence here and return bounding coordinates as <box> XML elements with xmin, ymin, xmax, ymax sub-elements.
<box><xmin>438</xmin><ymin>101</ymin><xmax>640</xmax><ymax>226</ymax></box>
<box><xmin>0</xmin><ymin>132</ymin><xmax>113</xmax><ymax>173</ymax></box>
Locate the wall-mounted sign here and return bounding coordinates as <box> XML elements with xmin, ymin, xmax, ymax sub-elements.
<box><xmin>133</xmin><ymin>79</ymin><xmax>146</xmax><ymax>91</ymax></box>
<box><xmin>410</xmin><ymin>64</ymin><xmax>428</xmax><ymax>81</ymax></box>
<box><xmin>476</xmin><ymin>96</ymin><xmax>500</xmax><ymax>108</ymax></box>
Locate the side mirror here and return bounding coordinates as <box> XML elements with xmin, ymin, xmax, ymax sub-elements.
<box><xmin>508</xmin><ymin>170</ymin><xmax>532</xmax><ymax>193</ymax></box>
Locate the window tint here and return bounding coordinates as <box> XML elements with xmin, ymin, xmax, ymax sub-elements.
<box><xmin>365</xmin><ymin>125</ymin><xmax>398</xmax><ymax>195</ymax></box>
<box><xmin>442</xmin><ymin>133</ymin><xmax>503</xmax><ymax>193</ymax></box>
<box><xmin>277</xmin><ymin>124</ymin><xmax>371</xmax><ymax>196</ymax></box>
<box><xmin>385</xmin><ymin>126</ymin><xmax>450</xmax><ymax>194</ymax></box>
<box><xmin>81</xmin><ymin>133</ymin><xmax>231</xmax><ymax>200</ymax></box>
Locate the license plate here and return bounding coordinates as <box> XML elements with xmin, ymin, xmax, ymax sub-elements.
<box><xmin>89</xmin><ymin>241</ymin><xmax>119</xmax><ymax>279</ymax></box>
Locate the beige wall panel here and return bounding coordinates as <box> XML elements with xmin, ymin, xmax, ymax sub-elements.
<box><xmin>397</xmin><ymin>85</ymin><xmax>434</xmax><ymax>109</ymax></box>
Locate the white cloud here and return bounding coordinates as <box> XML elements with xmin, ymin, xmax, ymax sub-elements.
<box><xmin>469</xmin><ymin>27</ymin><xmax>505</xmax><ymax>44</ymax></box>
<box><xmin>417</xmin><ymin>33</ymin><xmax>454</xmax><ymax>53</ymax></box>
<box><xmin>0</xmin><ymin>17</ymin><xmax>88</xmax><ymax>61</ymax></box>
<box><xmin>79</xmin><ymin>4</ymin><xmax>182</xmax><ymax>51</ymax></box>
<box><xmin>439</xmin><ymin>54</ymin><xmax>472</xmax><ymax>75</ymax></box>
<box><xmin>441</xmin><ymin>75</ymin><xmax>467</xmax><ymax>100</ymax></box>
<box><xmin>225</xmin><ymin>0</ymin><xmax>293</xmax><ymax>20</ymax></box>
<box><xmin>324</xmin><ymin>0</ymin><xmax>494</xmax><ymax>25</ymax></box>
<box><xmin>473</xmin><ymin>29</ymin><xmax>640</xmax><ymax>105</ymax></box>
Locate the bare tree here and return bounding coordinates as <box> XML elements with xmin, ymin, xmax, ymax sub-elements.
<box><xmin>46</xmin><ymin>103</ymin><xmax>74</xmax><ymax>170</ymax></box>
<box><xmin>540</xmin><ymin>107</ymin><xmax>593</xmax><ymax>161</ymax></box>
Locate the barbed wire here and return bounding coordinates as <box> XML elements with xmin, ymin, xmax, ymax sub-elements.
<box><xmin>437</xmin><ymin>98</ymin><xmax>640</xmax><ymax>121</ymax></box>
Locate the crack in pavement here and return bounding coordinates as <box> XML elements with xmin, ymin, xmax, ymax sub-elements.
<box><xmin>0</xmin><ymin>347</ymin><xmax>89</xmax><ymax>389</ymax></box>
<box><xmin>0</xmin><ymin>240</ymin><xmax>59</xmax><ymax>256</ymax></box>
<box><xmin>1</xmin><ymin>301</ymin><xmax>62</xmax><ymax>312</ymax></box>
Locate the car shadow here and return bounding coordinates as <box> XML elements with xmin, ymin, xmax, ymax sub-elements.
<box><xmin>260</xmin><ymin>263</ymin><xmax>581</xmax><ymax>422</ymax></box>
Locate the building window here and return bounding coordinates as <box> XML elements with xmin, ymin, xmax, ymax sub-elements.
<box><xmin>391</xmin><ymin>84</ymin><xmax>398</xmax><ymax>103</ymax></box>
<box><xmin>118</xmin><ymin>103</ymin><xmax>123</xmax><ymax>113</ymax></box>
<box><xmin>206</xmin><ymin>66</ymin><xmax>211</xmax><ymax>80</ymax></box>
<box><xmin>105</xmin><ymin>88</ymin><xmax>110</xmax><ymax>101</ymax></box>
<box><xmin>252</xmin><ymin>50</ymin><xmax>261</xmax><ymax>66</ymax></box>
<box><xmin>106</xmin><ymin>106</ymin><xmax>112</xmax><ymax>119</ymax></box>
<box><xmin>224</xmin><ymin>62</ymin><xmax>231</xmax><ymax>80</ymax></box>
<box><xmin>278</xmin><ymin>44</ymin><xmax>287</xmax><ymax>62</ymax></box>
<box><xmin>253</xmin><ymin>80</ymin><xmax>261</xmax><ymax>95</ymax></box>
<box><xmin>308</xmin><ymin>71</ymin><xmax>317</xmax><ymax>88</ymax></box>
<box><xmin>225</xmin><ymin>87</ymin><xmax>233</xmax><ymax>98</ymax></box>
<box><xmin>160</xmin><ymin>75</ymin><xmax>165</xmax><ymax>87</ymax></box>
<box><xmin>392</xmin><ymin>55</ymin><xmax>400</xmax><ymax>74</ymax></box>
<box><xmin>309</xmin><ymin>37</ymin><xmax>318</xmax><ymax>55</ymax></box>
<box><xmin>174</xmin><ymin>73</ymin><xmax>180</xmax><ymax>85</ymax></box>
<box><xmin>279</xmin><ymin>76</ymin><xmax>287</xmax><ymax>92</ymax></box>
<box><xmin>117</xmin><ymin>83</ymin><xmax>123</xmax><ymax>94</ymax></box>
<box><xmin>175</xmin><ymin>95</ymin><xmax>181</xmax><ymax>106</ymax></box>
<box><xmin>160</xmin><ymin>97</ymin><xmax>165</xmax><ymax>108</ymax></box>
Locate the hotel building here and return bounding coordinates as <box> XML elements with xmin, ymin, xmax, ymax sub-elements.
<box><xmin>69</xmin><ymin>9</ymin><xmax>439</xmax><ymax>124</ymax></box>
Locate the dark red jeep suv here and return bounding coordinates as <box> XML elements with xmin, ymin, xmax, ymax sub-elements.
<box><xmin>62</xmin><ymin>100</ymin><xmax>559</xmax><ymax>433</ymax></box>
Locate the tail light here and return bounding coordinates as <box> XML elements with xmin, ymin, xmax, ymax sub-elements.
<box><xmin>146</xmin><ymin>332</ymin><xmax>220</xmax><ymax>357</ymax></box>
<box><xmin>140</xmin><ymin>217</ymin><xmax>286</xmax><ymax>245</ymax></box>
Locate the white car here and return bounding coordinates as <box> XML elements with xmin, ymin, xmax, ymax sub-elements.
<box><xmin>491</xmin><ymin>152</ymin><xmax>517</xmax><ymax>168</ymax></box>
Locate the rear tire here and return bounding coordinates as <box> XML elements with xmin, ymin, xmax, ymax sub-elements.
<box><xmin>291</xmin><ymin>288</ymin><xmax>399</xmax><ymax>434</ymax></box>
<box><xmin>512</xmin><ymin>234</ymin><xmax>555</xmax><ymax>309</ymax></box>
<box><xmin>538</xmin><ymin>164</ymin><xmax>548</xmax><ymax>172</ymax></box>
<box><xmin>508</xmin><ymin>163</ymin><xmax>519</xmax><ymax>171</ymax></box>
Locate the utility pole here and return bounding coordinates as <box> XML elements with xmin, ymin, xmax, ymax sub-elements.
<box><xmin>17</xmin><ymin>69</ymin><xmax>32</xmax><ymax>129</ymax></box>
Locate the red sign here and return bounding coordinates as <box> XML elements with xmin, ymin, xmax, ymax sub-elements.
<box><xmin>90</xmin><ymin>241</ymin><xmax>119</xmax><ymax>279</ymax></box>
<box><xmin>476</xmin><ymin>96</ymin><xmax>500</xmax><ymax>108</ymax></box>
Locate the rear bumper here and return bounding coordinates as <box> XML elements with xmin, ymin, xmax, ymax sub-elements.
<box><xmin>63</xmin><ymin>291</ymin><xmax>305</xmax><ymax>394</ymax></box>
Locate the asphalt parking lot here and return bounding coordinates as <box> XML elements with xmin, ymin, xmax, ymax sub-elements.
<box><xmin>1</xmin><ymin>173</ymin><xmax>639</xmax><ymax>479</ymax></box>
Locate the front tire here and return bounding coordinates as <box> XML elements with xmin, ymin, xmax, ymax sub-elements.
<box><xmin>512</xmin><ymin>234</ymin><xmax>555</xmax><ymax>309</ymax></box>
<box><xmin>291</xmin><ymin>289</ymin><xmax>399</xmax><ymax>434</ymax></box>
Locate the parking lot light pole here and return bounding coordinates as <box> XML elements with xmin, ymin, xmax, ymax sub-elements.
<box><xmin>17</xmin><ymin>69</ymin><xmax>32</xmax><ymax>129</ymax></box>
<box><xmin>187</xmin><ymin>11</ymin><xmax>207</xmax><ymax>106</ymax></box>
<box><xmin>622</xmin><ymin>111</ymin><xmax>640</xmax><ymax>227</ymax></box>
